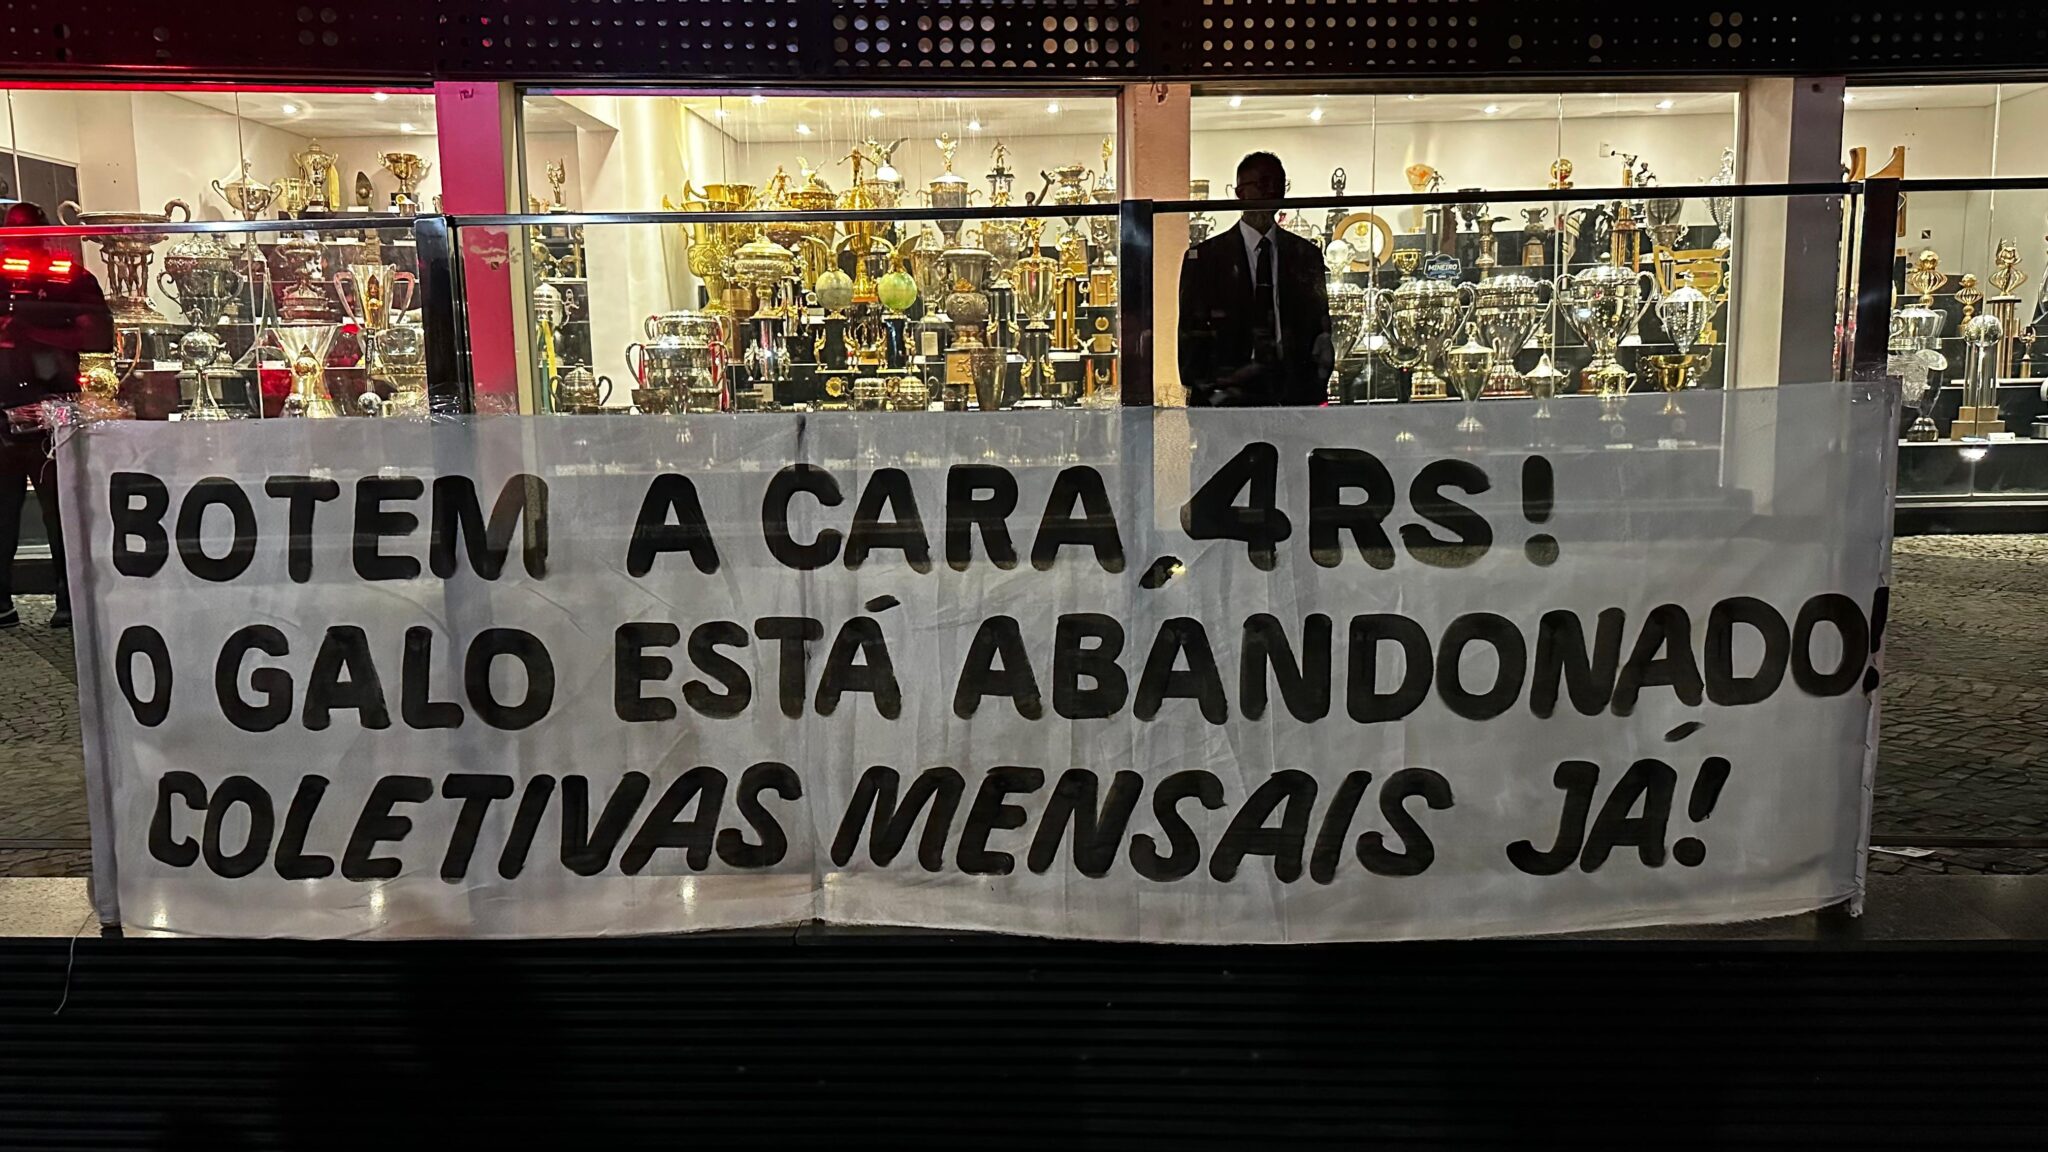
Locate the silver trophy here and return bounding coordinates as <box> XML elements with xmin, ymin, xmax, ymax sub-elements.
<box><xmin>1557</xmin><ymin>264</ymin><xmax>1657</xmax><ymax>397</ymax></box>
<box><xmin>1656</xmin><ymin>273</ymin><xmax>1719</xmax><ymax>385</ymax></box>
<box><xmin>1470</xmin><ymin>273</ymin><xmax>1549</xmax><ymax>393</ymax></box>
<box><xmin>1387</xmin><ymin>279</ymin><xmax>1474</xmax><ymax>400</ymax></box>
<box><xmin>1708</xmin><ymin>148</ymin><xmax>1736</xmax><ymax>252</ymax></box>
<box><xmin>1889</xmin><ymin>300</ymin><xmax>1948</xmax><ymax>440</ymax></box>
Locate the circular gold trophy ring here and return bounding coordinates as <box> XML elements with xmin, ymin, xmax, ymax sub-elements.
<box><xmin>1336</xmin><ymin>213</ymin><xmax>1395</xmax><ymax>271</ymax></box>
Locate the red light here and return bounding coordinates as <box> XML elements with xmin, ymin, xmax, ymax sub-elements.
<box><xmin>1</xmin><ymin>257</ymin><xmax>31</xmax><ymax>274</ymax></box>
<box><xmin>46</xmin><ymin>259</ymin><xmax>72</xmax><ymax>276</ymax></box>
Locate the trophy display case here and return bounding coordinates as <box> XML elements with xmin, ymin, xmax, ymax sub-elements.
<box><xmin>1178</xmin><ymin>89</ymin><xmax>1742</xmax><ymax>418</ymax></box>
<box><xmin>0</xmin><ymin>84</ymin><xmax>444</xmax><ymax>425</ymax></box>
<box><xmin>1846</xmin><ymin>84</ymin><xmax>2048</xmax><ymax>514</ymax></box>
<box><xmin>512</xmin><ymin>89</ymin><xmax>1122</xmax><ymax>413</ymax></box>
<box><xmin>48</xmin><ymin>217</ymin><xmax>431</xmax><ymax>422</ymax></box>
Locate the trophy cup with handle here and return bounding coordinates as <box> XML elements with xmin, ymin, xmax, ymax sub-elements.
<box><xmin>1386</xmin><ymin>278</ymin><xmax>1473</xmax><ymax>400</ymax></box>
<box><xmin>294</xmin><ymin>141</ymin><xmax>339</xmax><ymax>213</ymax></box>
<box><xmin>337</xmin><ymin>264</ymin><xmax>419</xmax><ymax>375</ymax></box>
<box><xmin>58</xmin><ymin>199</ymin><xmax>191</xmax><ymax>328</ymax></box>
<box><xmin>379</xmin><ymin>152</ymin><xmax>433</xmax><ymax>215</ymax></box>
<box><xmin>1471</xmin><ymin>273</ymin><xmax>1549</xmax><ymax>394</ymax></box>
<box><xmin>1557</xmin><ymin>263</ymin><xmax>1657</xmax><ymax>398</ymax></box>
<box><xmin>213</xmin><ymin>161</ymin><xmax>277</xmax><ymax>221</ymax></box>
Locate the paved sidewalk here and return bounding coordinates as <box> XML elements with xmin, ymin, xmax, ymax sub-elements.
<box><xmin>0</xmin><ymin>595</ymin><xmax>90</xmax><ymax>877</ymax></box>
<box><xmin>3</xmin><ymin>534</ymin><xmax>2046</xmax><ymax>878</ymax></box>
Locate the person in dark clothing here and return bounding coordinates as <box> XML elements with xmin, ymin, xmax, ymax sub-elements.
<box><xmin>0</xmin><ymin>201</ymin><xmax>115</xmax><ymax>629</ymax></box>
<box><xmin>1177</xmin><ymin>151</ymin><xmax>1334</xmax><ymax>407</ymax></box>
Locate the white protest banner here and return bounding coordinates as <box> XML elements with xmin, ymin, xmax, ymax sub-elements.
<box><xmin>62</xmin><ymin>383</ymin><xmax>1896</xmax><ymax>940</ymax></box>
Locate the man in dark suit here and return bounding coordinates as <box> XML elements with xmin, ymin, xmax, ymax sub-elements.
<box><xmin>1178</xmin><ymin>152</ymin><xmax>1334</xmax><ymax>406</ymax></box>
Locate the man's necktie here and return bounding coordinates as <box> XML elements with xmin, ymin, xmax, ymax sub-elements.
<box><xmin>1253</xmin><ymin>234</ymin><xmax>1277</xmax><ymax>358</ymax></box>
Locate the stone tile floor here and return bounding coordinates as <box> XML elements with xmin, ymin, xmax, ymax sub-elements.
<box><xmin>2</xmin><ymin>533</ymin><xmax>2046</xmax><ymax>877</ymax></box>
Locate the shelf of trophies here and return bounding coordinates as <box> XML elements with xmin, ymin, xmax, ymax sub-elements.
<box><xmin>70</xmin><ymin>218</ymin><xmax>430</xmax><ymax>422</ymax></box>
<box><xmin>524</xmin><ymin>135</ymin><xmax>1125</xmax><ymax>416</ymax></box>
<box><xmin>1240</xmin><ymin>154</ymin><xmax>1738</xmax><ymax>433</ymax></box>
<box><xmin>1889</xmin><ymin>244</ymin><xmax>2048</xmax><ymax>455</ymax></box>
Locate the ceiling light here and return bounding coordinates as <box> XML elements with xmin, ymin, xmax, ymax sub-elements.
<box><xmin>967</xmin><ymin>119</ymin><xmax>982</xmax><ymax>132</ymax></box>
<box><xmin>714</xmin><ymin>109</ymin><xmax>728</xmax><ymax>119</ymax></box>
<box><xmin>1405</xmin><ymin>94</ymin><xmax>1422</xmax><ymax>101</ymax></box>
<box><xmin>869</xmin><ymin>107</ymin><xmax>883</xmax><ymax>119</ymax></box>
<box><xmin>1228</xmin><ymin>95</ymin><xmax>1244</xmax><ymax>108</ymax></box>
<box><xmin>1842</xmin><ymin>93</ymin><xmax>1857</xmax><ymax>104</ymax></box>
<box><xmin>751</xmin><ymin>93</ymin><xmax>767</xmax><ymax>105</ymax></box>
<box><xmin>1483</xmin><ymin>104</ymin><xmax>1501</xmax><ymax>115</ymax></box>
<box><xmin>795</xmin><ymin>122</ymin><xmax>812</xmax><ymax>136</ymax></box>
<box><xmin>399</xmin><ymin>122</ymin><xmax>416</xmax><ymax>133</ymax></box>
<box><xmin>371</xmin><ymin>92</ymin><xmax>390</xmax><ymax>102</ymax></box>
<box><xmin>1046</xmin><ymin>102</ymin><xmax>1061</xmax><ymax>115</ymax></box>
<box><xmin>1308</xmin><ymin>106</ymin><xmax>1325</xmax><ymax>122</ymax></box>
<box><xmin>1655</xmin><ymin>99</ymin><xmax>1676</xmax><ymax>110</ymax></box>
<box><xmin>281</xmin><ymin>103</ymin><xmax>300</xmax><ymax>116</ymax></box>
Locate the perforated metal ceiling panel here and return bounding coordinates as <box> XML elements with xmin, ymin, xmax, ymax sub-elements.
<box><xmin>0</xmin><ymin>4</ymin><xmax>2046</xmax><ymax>96</ymax></box>
<box><xmin>823</xmin><ymin>1</ymin><xmax>1143</xmax><ymax>75</ymax></box>
<box><xmin>0</xmin><ymin>2</ymin><xmax>438</xmax><ymax>78</ymax></box>
<box><xmin>442</xmin><ymin>1</ymin><xmax>817</xmax><ymax>79</ymax></box>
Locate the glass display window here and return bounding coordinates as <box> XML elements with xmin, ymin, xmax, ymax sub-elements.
<box><xmin>0</xmin><ymin>83</ymin><xmax>440</xmax><ymax>394</ymax></box>
<box><xmin>1176</xmin><ymin>89</ymin><xmax>1746</xmax><ymax>407</ymax></box>
<box><xmin>1187</xmin><ymin>89</ymin><xmax>1740</xmax><ymax>202</ymax></box>
<box><xmin>511</xmin><ymin>89</ymin><xmax>1122</xmax><ymax>414</ymax></box>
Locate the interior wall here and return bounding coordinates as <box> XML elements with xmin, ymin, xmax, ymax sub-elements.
<box><xmin>326</xmin><ymin>135</ymin><xmax>443</xmax><ymax>212</ymax></box>
<box><xmin>1845</xmin><ymin>103</ymin><xmax>1996</xmax><ymax>279</ymax></box>
<box><xmin>1191</xmin><ymin>111</ymin><xmax>1735</xmax><ymax>228</ymax></box>
<box><xmin>522</xmin><ymin>131</ymin><xmax>583</xmax><ymax>209</ymax></box>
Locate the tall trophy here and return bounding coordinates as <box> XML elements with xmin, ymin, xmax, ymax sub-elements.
<box><xmin>274</xmin><ymin>323</ymin><xmax>339</xmax><ymax>417</ymax></box>
<box><xmin>57</xmin><ymin>199</ymin><xmax>191</xmax><ymax>328</ymax></box>
<box><xmin>1954</xmin><ymin>313</ymin><xmax>2006</xmax><ymax>438</ymax></box>
<box><xmin>1444</xmin><ymin>332</ymin><xmax>1493</xmax><ymax>435</ymax></box>
<box><xmin>925</xmin><ymin>133</ymin><xmax>978</xmax><ymax>248</ymax></box>
<box><xmin>904</xmin><ymin>226</ymin><xmax>953</xmax><ymax>360</ymax></box>
<box><xmin>1013</xmin><ymin>219</ymin><xmax>1060</xmax><ymax>400</ymax></box>
<box><xmin>1470</xmin><ymin>273</ymin><xmax>1549</xmax><ymax>394</ymax></box>
<box><xmin>294</xmin><ymin>141</ymin><xmax>339</xmax><ymax>213</ymax></box>
<box><xmin>1520</xmin><ymin>207</ymin><xmax>1554</xmax><ymax>268</ymax></box>
<box><xmin>379</xmin><ymin>152</ymin><xmax>433</xmax><ymax>216</ymax></box>
<box><xmin>1987</xmin><ymin>239</ymin><xmax>2027</xmax><ymax>379</ymax></box>
<box><xmin>1708</xmin><ymin>149</ymin><xmax>1736</xmax><ymax>251</ymax></box>
<box><xmin>942</xmin><ymin>246</ymin><xmax>1002</xmax><ymax>411</ymax></box>
<box><xmin>1892</xmin><ymin>250</ymin><xmax>1950</xmax><ymax>441</ymax></box>
<box><xmin>1386</xmin><ymin>278</ymin><xmax>1473</xmax><ymax>400</ymax></box>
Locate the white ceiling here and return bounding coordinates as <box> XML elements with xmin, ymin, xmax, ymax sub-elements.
<box><xmin>1191</xmin><ymin>91</ymin><xmax>1739</xmax><ymax>129</ymax></box>
<box><xmin>171</xmin><ymin>90</ymin><xmax>439</xmax><ymax>138</ymax></box>
<box><xmin>525</xmin><ymin>92</ymin><xmax>1118</xmax><ymax>144</ymax></box>
<box><xmin>1843</xmin><ymin>82</ymin><xmax>2045</xmax><ymax>110</ymax></box>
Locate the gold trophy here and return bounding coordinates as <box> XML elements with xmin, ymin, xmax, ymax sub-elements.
<box><xmin>274</xmin><ymin>324</ymin><xmax>339</xmax><ymax>417</ymax></box>
<box><xmin>1987</xmin><ymin>239</ymin><xmax>2027</xmax><ymax>379</ymax></box>
<box><xmin>1012</xmin><ymin>218</ymin><xmax>1059</xmax><ymax>398</ymax></box>
<box><xmin>379</xmin><ymin>152</ymin><xmax>433</xmax><ymax>215</ymax></box>
<box><xmin>294</xmin><ymin>140</ymin><xmax>339</xmax><ymax>212</ymax></box>
<box><xmin>1955</xmin><ymin>273</ymin><xmax>1982</xmax><ymax>324</ymax></box>
<box><xmin>545</xmin><ymin>159</ymin><xmax>569</xmax><ymax>211</ymax></box>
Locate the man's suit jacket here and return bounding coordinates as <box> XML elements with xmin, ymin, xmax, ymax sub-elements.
<box><xmin>1177</xmin><ymin>224</ymin><xmax>1333</xmax><ymax>407</ymax></box>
